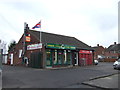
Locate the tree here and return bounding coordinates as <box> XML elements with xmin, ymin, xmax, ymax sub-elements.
<box><xmin>8</xmin><ymin>40</ymin><xmax>16</xmax><ymax>52</ymax></box>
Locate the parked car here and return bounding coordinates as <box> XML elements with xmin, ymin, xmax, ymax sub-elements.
<box><xmin>113</xmin><ymin>59</ymin><xmax>120</xmax><ymax>70</ymax></box>
<box><xmin>94</xmin><ymin>60</ymin><xmax>98</xmax><ymax>65</ymax></box>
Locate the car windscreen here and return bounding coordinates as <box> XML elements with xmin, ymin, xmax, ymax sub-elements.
<box><xmin>118</xmin><ymin>59</ymin><xmax>120</xmax><ymax>62</ymax></box>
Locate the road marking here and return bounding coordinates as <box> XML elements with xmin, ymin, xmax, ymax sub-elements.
<box><xmin>101</xmin><ymin>77</ymin><xmax>112</xmax><ymax>80</ymax></box>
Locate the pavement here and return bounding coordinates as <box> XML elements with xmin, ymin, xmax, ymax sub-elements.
<box><xmin>82</xmin><ymin>72</ymin><xmax>120</xmax><ymax>89</ymax></box>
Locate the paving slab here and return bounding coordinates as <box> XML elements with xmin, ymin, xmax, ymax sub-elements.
<box><xmin>82</xmin><ymin>73</ymin><xmax>119</xmax><ymax>89</ymax></box>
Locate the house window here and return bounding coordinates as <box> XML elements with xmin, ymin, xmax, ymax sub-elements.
<box><xmin>111</xmin><ymin>56</ymin><xmax>117</xmax><ymax>59</ymax></box>
<box><xmin>19</xmin><ymin>49</ymin><xmax>22</xmax><ymax>58</ymax></box>
<box><xmin>118</xmin><ymin>51</ymin><xmax>120</xmax><ymax>53</ymax></box>
<box><xmin>102</xmin><ymin>51</ymin><xmax>104</xmax><ymax>54</ymax></box>
<box><xmin>113</xmin><ymin>51</ymin><xmax>116</xmax><ymax>53</ymax></box>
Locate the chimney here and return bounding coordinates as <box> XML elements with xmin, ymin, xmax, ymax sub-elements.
<box><xmin>97</xmin><ymin>44</ymin><xmax>99</xmax><ymax>47</ymax></box>
<box><xmin>114</xmin><ymin>42</ymin><xmax>116</xmax><ymax>45</ymax></box>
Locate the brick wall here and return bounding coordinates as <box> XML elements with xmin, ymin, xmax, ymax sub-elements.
<box><xmin>103</xmin><ymin>58</ymin><xmax>117</xmax><ymax>62</ymax></box>
<box><xmin>8</xmin><ymin>32</ymin><xmax>43</xmax><ymax>66</ymax></box>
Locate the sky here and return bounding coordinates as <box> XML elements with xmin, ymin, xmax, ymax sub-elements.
<box><xmin>0</xmin><ymin>0</ymin><xmax>119</xmax><ymax>48</ymax></box>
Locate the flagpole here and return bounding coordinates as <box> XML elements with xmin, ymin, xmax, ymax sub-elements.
<box><xmin>40</xmin><ymin>20</ymin><xmax>42</xmax><ymax>43</ymax></box>
<box><xmin>32</xmin><ymin>21</ymin><xmax>42</xmax><ymax>51</ymax></box>
<box><xmin>40</xmin><ymin>20</ymin><xmax>42</xmax><ymax>51</ymax></box>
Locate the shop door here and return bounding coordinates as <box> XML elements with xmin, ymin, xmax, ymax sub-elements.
<box><xmin>57</xmin><ymin>50</ymin><xmax>63</xmax><ymax>65</ymax></box>
<box><xmin>29</xmin><ymin>52</ymin><xmax>42</xmax><ymax>68</ymax></box>
<box><xmin>86</xmin><ymin>54</ymin><xmax>89</xmax><ymax>65</ymax></box>
<box><xmin>79</xmin><ymin>54</ymin><xmax>86</xmax><ymax>66</ymax></box>
<box><xmin>88</xmin><ymin>54</ymin><xmax>93</xmax><ymax>65</ymax></box>
<box><xmin>46</xmin><ymin>50</ymin><xmax>52</xmax><ymax>67</ymax></box>
<box><xmin>73</xmin><ymin>52</ymin><xmax>78</xmax><ymax>65</ymax></box>
<box><xmin>67</xmin><ymin>50</ymin><xmax>72</xmax><ymax>65</ymax></box>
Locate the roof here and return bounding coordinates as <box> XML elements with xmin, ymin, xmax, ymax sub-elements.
<box><xmin>28</xmin><ymin>30</ymin><xmax>93</xmax><ymax>50</ymax></box>
<box><xmin>106</xmin><ymin>44</ymin><xmax>120</xmax><ymax>51</ymax></box>
<box><xmin>92</xmin><ymin>46</ymin><xmax>105</xmax><ymax>51</ymax></box>
<box><xmin>92</xmin><ymin>47</ymin><xmax>98</xmax><ymax>51</ymax></box>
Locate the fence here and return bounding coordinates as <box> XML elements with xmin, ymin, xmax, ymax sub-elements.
<box><xmin>101</xmin><ymin>58</ymin><xmax>117</xmax><ymax>62</ymax></box>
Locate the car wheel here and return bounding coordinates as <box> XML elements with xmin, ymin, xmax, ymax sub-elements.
<box><xmin>113</xmin><ymin>65</ymin><xmax>117</xmax><ymax>69</ymax></box>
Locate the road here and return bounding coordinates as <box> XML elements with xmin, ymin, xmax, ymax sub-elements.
<box><xmin>0</xmin><ymin>70</ymin><xmax>2</xmax><ymax>90</ymax></box>
<box><xmin>2</xmin><ymin>62</ymin><xmax>119</xmax><ymax>88</ymax></box>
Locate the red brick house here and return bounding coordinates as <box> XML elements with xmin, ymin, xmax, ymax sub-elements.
<box><xmin>8</xmin><ymin>29</ymin><xmax>94</xmax><ymax>68</ymax></box>
<box><xmin>104</xmin><ymin>42</ymin><xmax>120</xmax><ymax>62</ymax></box>
<box><xmin>92</xmin><ymin>44</ymin><xmax>105</xmax><ymax>60</ymax></box>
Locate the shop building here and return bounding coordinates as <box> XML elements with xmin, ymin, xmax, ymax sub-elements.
<box><xmin>8</xmin><ymin>30</ymin><xmax>94</xmax><ymax>68</ymax></box>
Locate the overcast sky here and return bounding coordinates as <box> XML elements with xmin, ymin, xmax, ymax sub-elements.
<box><xmin>0</xmin><ymin>0</ymin><xmax>119</xmax><ymax>48</ymax></box>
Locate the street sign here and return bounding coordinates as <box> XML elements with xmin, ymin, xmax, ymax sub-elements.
<box><xmin>27</xmin><ymin>43</ymin><xmax>42</xmax><ymax>50</ymax></box>
<box><xmin>79</xmin><ymin>50</ymin><xmax>92</xmax><ymax>54</ymax></box>
<box><xmin>25</xmin><ymin>36</ymin><xmax>30</xmax><ymax>42</ymax></box>
<box><xmin>46</xmin><ymin>43</ymin><xmax>76</xmax><ymax>50</ymax></box>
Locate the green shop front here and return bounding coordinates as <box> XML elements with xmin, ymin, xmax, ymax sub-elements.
<box><xmin>45</xmin><ymin>43</ymin><xmax>76</xmax><ymax>68</ymax></box>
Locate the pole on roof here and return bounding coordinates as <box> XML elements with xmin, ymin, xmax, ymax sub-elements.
<box><xmin>23</xmin><ymin>22</ymin><xmax>26</xmax><ymax>64</ymax></box>
<box><xmin>23</xmin><ymin>22</ymin><xmax>29</xmax><ymax>64</ymax></box>
<box><xmin>40</xmin><ymin>20</ymin><xmax>42</xmax><ymax>42</ymax></box>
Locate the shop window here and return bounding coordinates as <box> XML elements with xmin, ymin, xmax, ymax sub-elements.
<box><xmin>74</xmin><ymin>52</ymin><xmax>78</xmax><ymax>65</ymax></box>
<box><xmin>46</xmin><ymin>49</ymin><xmax>52</xmax><ymax>66</ymax></box>
<box><xmin>67</xmin><ymin>51</ymin><xmax>71</xmax><ymax>65</ymax></box>
<box><xmin>63</xmin><ymin>50</ymin><xmax>67</xmax><ymax>64</ymax></box>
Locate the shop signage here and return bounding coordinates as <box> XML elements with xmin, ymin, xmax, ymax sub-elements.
<box><xmin>26</xmin><ymin>36</ymin><xmax>30</xmax><ymax>42</ymax></box>
<box><xmin>46</xmin><ymin>43</ymin><xmax>76</xmax><ymax>50</ymax></box>
<box><xmin>27</xmin><ymin>43</ymin><xmax>42</xmax><ymax>50</ymax></box>
<box><xmin>79</xmin><ymin>50</ymin><xmax>92</xmax><ymax>54</ymax></box>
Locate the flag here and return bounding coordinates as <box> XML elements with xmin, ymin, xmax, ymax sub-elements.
<box><xmin>32</xmin><ymin>21</ymin><xmax>41</xmax><ymax>29</ymax></box>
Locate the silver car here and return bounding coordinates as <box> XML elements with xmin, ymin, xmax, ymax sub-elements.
<box><xmin>113</xmin><ymin>59</ymin><xmax>120</xmax><ymax>70</ymax></box>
